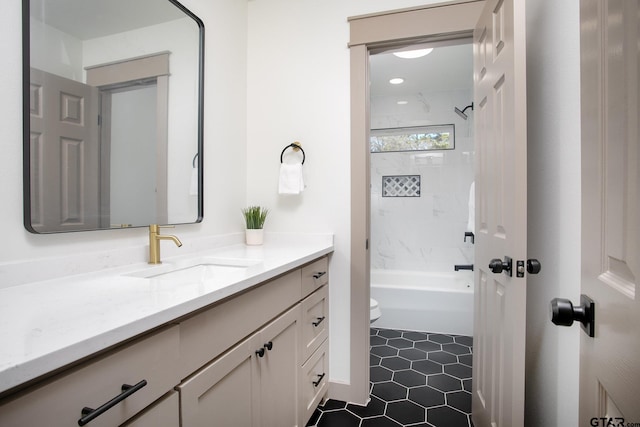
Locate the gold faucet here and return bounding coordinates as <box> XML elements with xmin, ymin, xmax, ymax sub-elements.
<box><xmin>148</xmin><ymin>224</ymin><xmax>182</xmax><ymax>264</ymax></box>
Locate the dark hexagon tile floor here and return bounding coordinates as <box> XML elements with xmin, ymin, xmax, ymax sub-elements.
<box><xmin>307</xmin><ymin>328</ymin><xmax>473</xmax><ymax>427</ymax></box>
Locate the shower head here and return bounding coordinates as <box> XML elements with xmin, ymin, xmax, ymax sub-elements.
<box><xmin>454</xmin><ymin>103</ymin><xmax>474</xmax><ymax>120</ymax></box>
<box><xmin>454</xmin><ymin>107</ymin><xmax>467</xmax><ymax>120</ymax></box>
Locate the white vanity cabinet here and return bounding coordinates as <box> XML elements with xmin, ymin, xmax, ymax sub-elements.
<box><xmin>122</xmin><ymin>392</ymin><xmax>180</xmax><ymax>427</ymax></box>
<box><xmin>177</xmin><ymin>305</ymin><xmax>301</xmax><ymax>427</ymax></box>
<box><xmin>0</xmin><ymin>255</ymin><xmax>330</xmax><ymax>427</ymax></box>
<box><xmin>177</xmin><ymin>256</ymin><xmax>329</xmax><ymax>427</ymax></box>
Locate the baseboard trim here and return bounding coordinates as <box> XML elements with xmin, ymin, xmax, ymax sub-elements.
<box><xmin>328</xmin><ymin>380</ymin><xmax>370</xmax><ymax>407</ymax></box>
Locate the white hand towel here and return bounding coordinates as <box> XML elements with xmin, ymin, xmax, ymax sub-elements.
<box><xmin>278</xmin><ymin>163</ymin><xmax>304</xmax><ymax>194</ymax></box>
<box><xmin>467</xmin><ymin>181</ymin><xmax>475</xmax><ymax>232</ymax></box>
<box><xmin>189</xmin><ymin>167</ymin><xmax>199</xmax><ymax>196</ymax></box>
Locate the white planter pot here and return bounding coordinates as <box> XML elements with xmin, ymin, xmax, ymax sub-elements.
<box><xmin>245</xmin><ymin>229</ymin><xmax>264</xmax><ymax>245</ymax></box>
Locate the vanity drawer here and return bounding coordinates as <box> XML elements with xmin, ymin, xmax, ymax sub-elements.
<box><xmin>0</xmin><ymin>326</ymin><xmax>180</xmax><ymax>427</ymax></box>
<box><xmin>179</xmin><ymin>269</ymin><xmax>302</xmax><ymax>377</ymax></box>
<box><xmin>300</xmin><ymin>340</ymin><xmax>329</xmax><ymax>427</ymax></box>
<box><xmin>301</xmin><ymin>257</ymin><xmax>328</xmax><ymax>297</ymax></box>
<box><xmin>301</xmin><ymin>285</ymin><xmax>329</xmax><ymax>362</ymax></box>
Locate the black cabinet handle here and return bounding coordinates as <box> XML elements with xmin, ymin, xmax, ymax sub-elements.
<box><xmin>264</xmin><ymin>341</ymin><xmax>273</xmax><ymax>351</ymax></box>
<box><xmin>78</xmin><ymin>380</ymin><xmax>147</xmax><ymax>426</ymax></box>
<box><xmin>312</xmin><ymin>272</ymin><xmax>327</xmax><ymax>280</ymax></box>
<box><xmin>312</xmin><ymin>373</ymin><xmax>325</xmax><ymax>387</ymax></box>
<box><xmin>312</xmin><ymin>316</ymin><xmax>326</xmax><ymax>327</ymax></box>
<box><xmin>256</xmin><ymin>348</ymin><xmax>265</xmax><ymax>357</ymax></box>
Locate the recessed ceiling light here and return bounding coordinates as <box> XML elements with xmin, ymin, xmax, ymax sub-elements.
<box><xmin>397</xmin><ymin>100</ymin><xmax>408</xmax><ymax>105</ymax></box>
<box><xmin>389</xmin><ymin>77</ymin><xmax>404</xmax><ymax>85</ymax></box>
<box><xmin>393</xmin><ymin>48</ymin><xmax>434</xmax><ymax>59</ymax></box>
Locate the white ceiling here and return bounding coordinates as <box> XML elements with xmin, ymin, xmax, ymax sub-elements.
<box><xmin>370</xmin><ymin>42</ymin><xmax>473</xmax><ymax>98</ymax></box>
<box><xmin>30</xmin><ymin>0</ymin><xmax>186</xmax><ymax>40</ymax></box>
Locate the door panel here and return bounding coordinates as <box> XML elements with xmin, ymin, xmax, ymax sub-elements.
<box><xmin>29</xmin><ymin>68</ymin><xmax>99</xmax><ymax>232</ymax></box>
<box><xmin>580</xmin><ymin>0</ymin><xmax>640</xmax><ymax>422</ymax></box>
<box><xmin>472</xmin><ymin>0</ymin><xmax>528</xmax><ymax>425</ymax></box>
<box><xmin>259</xmin><ymin>306</ymin><xmax>301</xmax><ymax>427</ymax></box>
<box><xmin>177</xmin><ymin>335</ymin><xmax>261</xmax><ymax>427</ymax></box>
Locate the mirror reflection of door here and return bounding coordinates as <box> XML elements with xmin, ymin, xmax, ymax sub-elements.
<box><xmin>87</xmin><ymin>53</ymin><xmax>170</xmax><ymax>227</ymax></box>
<box><xmin>102</xmin><ymin>82</ymin><xmax>160</xmax><ymax>227</ymax></box>
<box><xmin>29</xmin><ymin>68</ymin><xmax>100</xmax><ymax>232</ymax></box>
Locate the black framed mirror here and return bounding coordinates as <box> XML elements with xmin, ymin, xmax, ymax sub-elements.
<box><xmin>23</xmin><ymin>0</ymin><xmax>204</xmax><ymax>233</ymax></box>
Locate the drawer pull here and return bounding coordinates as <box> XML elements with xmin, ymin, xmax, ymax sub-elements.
<box><xmin>78</xmin><ymin>379</ymin><xmax>147</xmax><ymax>426</ymax></box>
<box><xmin>312</xmin><ymin>271</ymin><xmax>327</xmax><ymax>280</ymax></box>
<box><xmin>264</xmin><ymin>341</ymin><xmax>273</xmax><ymax>351</ymax></box>
<box><xmin>312</xmin><ymin>316</ymin><xmax>326</xmax><ymax>327</ymax></box>
<box><xmin>312</xmin><ymin>373</ymin><xmax>325</xmax><ymax>387</ymax></box>
<box><xmin>256</xmin><ymin>348</ymin><xmax>265</xmax><ymax>358</ymax></box>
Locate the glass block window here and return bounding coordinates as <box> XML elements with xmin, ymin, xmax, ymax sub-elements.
<box><xmin>370</xmin><ymin>124</ymin><xmax>455</xmax><ymax>152</ymax></box>
<box><xmin>382</xmin><ymin>175</ymin><xmax>421</xmax><ymax>197</ymax></box>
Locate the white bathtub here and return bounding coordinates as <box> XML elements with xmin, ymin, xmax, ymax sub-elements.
<box><xmin>370</xmin><ymin>269</ymin><xmax>474</xmax><ymax>336</ymax></box>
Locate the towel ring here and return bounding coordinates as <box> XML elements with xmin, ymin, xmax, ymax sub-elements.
<box><xmin>280</xmin><ymin>143</ymin><xmax>305</xmax><ymax>165</ymax></box>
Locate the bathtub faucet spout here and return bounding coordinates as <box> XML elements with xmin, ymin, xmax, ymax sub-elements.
<box><xmin>454</xmin><ymin>264</ymin><xmax>474</xmax><ymax>271</ymax></box>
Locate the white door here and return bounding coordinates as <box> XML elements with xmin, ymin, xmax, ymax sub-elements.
<box><xmin>577</xmin><ymin>0</ymin><xmax>640</xmax><ymax>423</ymax></box>
<box><xmin>29</xmin><ymin>68</ymin><xmax>100</xmax><ymax>232</ymax></box>
<box><xmin>471</xmin><ymin>0</ymin><xmax>528</xmax><ymax>425</ymax></box>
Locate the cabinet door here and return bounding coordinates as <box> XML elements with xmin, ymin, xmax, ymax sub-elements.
<box><xmin>259</xmin><ymin>305</ymin><xmax>302</xmax><ymax>427</ymax></box>
<box><xmin>122</xmin><ymin>391</ymin><xmax>179</xmax><ymax>427</ymax></box>
<box><xmin>178</xmin><ymin>334</ymin><xmax>262</xmax><ymax>427</ymax></box>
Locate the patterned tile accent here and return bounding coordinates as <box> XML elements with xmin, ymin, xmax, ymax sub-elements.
<box><xmin>382</xmin><ymin>175</ymin><xmax>421</xmax><ymax>197</ymax></box>
<box><xmin>307</xmin><ymin>328</ymin><xmax>473</xmax><ymax>427</ymax></box>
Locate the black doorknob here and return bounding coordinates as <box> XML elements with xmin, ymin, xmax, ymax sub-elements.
<box><xmin>550</xmin><ymin>295</ymin><xmax>595</xmax><ymax>337</ymax></box>
<box><xmin>527</xmin><ymin>259</ymin><xmax>541</xmax><ymax>274</ymax></box>
<box><xmin>489</xmin><ymin>257</ymin><xmax>512</xmax><ymax>275</ymax></box>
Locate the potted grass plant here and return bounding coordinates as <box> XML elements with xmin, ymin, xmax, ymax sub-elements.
<box><xmin>242</xmin><ymin>206</ymin><xmax>269</xmax><ymax>245</ymax></box>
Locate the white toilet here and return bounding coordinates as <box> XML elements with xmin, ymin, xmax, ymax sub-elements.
<box><xmin>370</xmin><ymin>298</ymin><xmax>381</xmax><ymax>323</ymax></box>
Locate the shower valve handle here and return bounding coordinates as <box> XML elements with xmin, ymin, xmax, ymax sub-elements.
<box><xmin>488</xmin><ymin>256</ymin><xmax>512</xmax><ymax>276</ymax></box>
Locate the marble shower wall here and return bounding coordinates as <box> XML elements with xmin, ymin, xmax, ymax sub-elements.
<box><xmin>370</xmin><ymin>88</ymin><xmax>474</xmax><ymax>273</ymax></box>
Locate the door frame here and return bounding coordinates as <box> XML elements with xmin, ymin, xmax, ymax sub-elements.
<box><xmin>86</xmin><ymin>52</ymin><xmax>170</xmax><ymax>226</ymax></box>
<box><xmin>346</xmin><ymin>0</ymin><xmax>486</xmax><ymax>404</ymax></box>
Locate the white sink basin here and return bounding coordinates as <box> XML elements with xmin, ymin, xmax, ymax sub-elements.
<box><xmin>125</xmin><ymin>257</ymin><xmax>261</xmax><ymax>282</ymax></box>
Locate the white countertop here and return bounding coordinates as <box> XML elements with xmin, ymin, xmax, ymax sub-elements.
<box><xmin>0</xmin><ymin>234</ymin><xmax>333</xmax><ymax>395</ymax></box>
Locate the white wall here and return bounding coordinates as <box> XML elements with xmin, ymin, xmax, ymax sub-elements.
<box><xmin>29</xmin><ymin>17</ymin><xmax>83</xmax><ymax>80</ymax></box>
<box><xmin>370</xmin><ymin>87</ymin><xmax>474</xmax><ymax>273</ymax></box>
<box><xmin>246</xmin><ymin>0</ymin><xmax>443</xmax><ymax>386</ymax></box>
<box><xmin>525</xmin><ymin>0</ymin><xmax>581</xmax><ymax>425</ymax></box>
<box><xmin>0</xmin><ymin>0</ymin><xmax>247</xmax><ymax>264</ymax></box>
